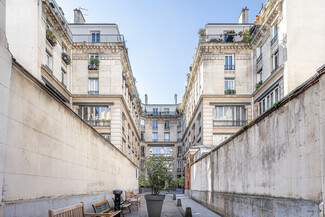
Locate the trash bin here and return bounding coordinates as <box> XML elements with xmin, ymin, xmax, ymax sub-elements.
<box><xmin>113</xmin><ymin>190</ymin><xmax>123</xmax><ymax>217</ymax></box>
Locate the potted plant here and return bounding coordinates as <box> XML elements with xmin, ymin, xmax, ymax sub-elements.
<box><xmin>46</xmin><ymin>29</ymin><xmax>57</xmax><ymax>46</ymax></box>
<box><xmin>143</xmin><ymin>156</ymin><xmax>172</xmax><ymax>217</ymax></box>
<box><xmin>61</xmin><ymin>52</ymin><xmax>71</xmax><ymax>65</ymax></box>
<box><xmin>88</xmin><ymin>58</ymin><xmax>100</xmax><ymax>70</ymax></box>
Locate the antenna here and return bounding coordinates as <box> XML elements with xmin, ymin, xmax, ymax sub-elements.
<box><xmin>79</xmin><ymin>7</ymin><xmax>88</xmax><ymax>16</ymax></box>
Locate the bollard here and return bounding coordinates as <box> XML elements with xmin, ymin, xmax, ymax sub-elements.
<box><xmin>185</xmin><ymin>207</ymin><xmax>192</xmax><ymax>217</ymax></box>
<box><xmin>177</xmin><ymin>199</ymin><xmax>182</xmax><ymax>207</ymax></box>
<box><xmin>173</xmin><ymin>194</ymin><xmax>176</xmax><ymax>200</ymax></box>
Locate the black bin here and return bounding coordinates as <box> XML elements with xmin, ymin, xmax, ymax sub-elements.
<box><xmin>113</xmin><ymin>190</ymin><xmax>123</xmax><ymax>217</ymax></box>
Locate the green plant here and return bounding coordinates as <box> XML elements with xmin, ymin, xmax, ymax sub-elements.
<box><xmin>198</xmin><ymin>28</ymin><xmax>206</xmax><ymax>40</ymax></box>
<box><xmin>89</xmin><ymin>58</ymin><xmax>100</xmax><ymax>66</ymax></box>
<box><xmin>46</xmin><ymin>29</ymin><xmax>57</xmax><ymax>45</ymax></box>
<box><xmin>240</xmin><ymin>125</ymin><xmax>248</xmax><ymax>131</ymax></box>
<box><xmin>62</xmin><ymin>52</ymin><xmax>71</xmax><ymax>65</ymax></box>
<box><xmin>144</xmin><ymin>156</ymin><xmax>173</xmax><ymax>195</ymax></box>
<box><xmin>241</xmin><ymin>30</ymin><xmax>252</xmax><ymax>43</ymax></box>
<box><xmin>177</xmin><ymin>177</ymin><xmax>185</xmax><ymax>187</ymax></box>
<box><xmin>224</xmin><ymin>89</ymin><xmax>236</xmax><ymax>95</ymax></box>
<box><xmin>272</xmin><ymin>102</ymin><xmax>280</xmax><ymax>108</ymax></box>
<box><xmin>255</xmin><ymin>80</ymin><xmax>263</xmax><ymax>89</ymax></box>
<box><xmin>208</xmin><ymin>38</ymin><xmax>223</xmax><ymax>43</ymax></box>
<box><xmin>138</xmin><ymin>174</ymin><xmax>148</xmax><ymax>187</ymax></box>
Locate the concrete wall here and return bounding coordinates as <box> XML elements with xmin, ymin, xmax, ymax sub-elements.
<box><xmin>2</xmin><ymin>61</ymin><xmax>138</xmax><ymax>216</ymax></box>
<box><xmin>190</xmin><ymin>69</ymin><xmax>325</xmax><ymax>216</ymax></box>
<box><xmin>0</xmin><ymin>0</ymin><xmax>12</xmax><ymax>216</ymax></box>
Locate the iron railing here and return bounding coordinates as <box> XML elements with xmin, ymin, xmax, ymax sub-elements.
<box><xmin>72</xmin><ymin>34</ymin><xmax>125</xmax><ymax>43</ymax></box>
<box><xmin>271</xmin><ymin>34</ymin><xmax>278</xmax><ymax>46</ymax></box>
<box><xmin>142</xmin><ymin>111</ymin><xmax>180</xmax><ymax>116</ymax></box>
<box><xmin>86</xmin><ymin>120</ymin><xmax>111</xmax><ymax>127</ymax></box>
<box><xmin>88</xmin><ymin>91</ymin><xmax>99</xmax><ymax>95</ymax></box>
<box><xmin>213</xmin><ymin>120</ymin><xmax>247</xmax><ymax>127</ymax></box>
<box><xmin>224</xmin><ymin>65</ymin><xmax>235</xmax><ymax>70</ymax></box>
<box><xmin>200</xmin><ymin>34</ymin><xmax>239</xmax><ymax>43</ymax></box>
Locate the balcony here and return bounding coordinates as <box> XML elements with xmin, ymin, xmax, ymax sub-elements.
<box><xmin>213</xmin><ymin>120</ymin><xmax>247</xmax><ymax>127</ymax></box>
<box><xmin>271</xmin><ymin>34</ymin><xmax>278</xmax><ymax>46</ymax></box>
<box><xmin>256</xmin><ymin>54</ymin><xmax>262</xmax><ymax>63</ymax></box>
<box><xmin>142</xmin><ymin>111</ymin><xmax>180</xmax><ymax>116</ymax></box>
<box><xmin>61</xmin><ymin>52</ymin><xmax>71</xmax><ymax>65</ymax></box>
<box><xmin>46</xmin><ymin>29</ymin><xmax>57</xmax><ymax>46</ymax></box>
<box><xmin>86</xmin><ymin>120</ymin><xmax>111</xmax><ymax>127</ymax></box>
<box><xmin>72</xmin><ymin>34</ymin><xmax>125</xmax><ymax>43</ymax></box>
<box><xmin>224</xmin><ymin>89</ymin><xmax>236</xmax><ymax>95</ymax></box>
<box><xmin>88</xmin><ymin>91</ymin><xmax>99</xmax><ymax>95</ymax></box>
<box><xmin>224</xmin><ymin>65</ymin><xmax>235</xmax><ymax>71</ymax></box>
<box><xmin>177</xmin><ymin>168</ymin><xmax>181</xmax><ymax>172</ymax></box>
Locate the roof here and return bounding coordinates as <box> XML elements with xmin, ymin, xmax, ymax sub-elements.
<box><xmin>69</xmin><ymin>23</ymin><xmax>117</xmax><ymax>26</ymax></box>
<box><xmin>206</xmin><ymin>23</ymin><xmax>253</xmax><ymax>26</ymax></box>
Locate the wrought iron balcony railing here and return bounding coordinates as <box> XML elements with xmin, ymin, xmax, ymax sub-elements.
<box><xmin>86</xmin><ymin>120</ymin><xmax>111</xmax><ymax>127</ymax></box>
<box><xmin>224</xmin><ymin>65</ymin><xmax>235</xmax><ymax>70</ymax></box>
<box><xmin>142</xmin><ymin>111</ymin><xmax>180</xmax><ymax>116</ymax></box>
<box><xmin>213</xmin><ymin>120</ymin><xmax>247</xmax><ymax>127</ymax></box>
<box><xmin>256</xmin><ymin>54</ymin><xmax>262</xmax><ymax>63</ymax></box>
<box><xmin>72</xmin><ymin>34</ymin><xmax>125</xmax><ymax>43</ymax></box>
<box><xmin>88</xmin><ymin>91</ymin><xmax>99</xmax><ymax>95</ymax></box>
<box><xmin>271</xmin><ymin>34</ymin><xmax>278</xmax><ymax>46</ymax></box>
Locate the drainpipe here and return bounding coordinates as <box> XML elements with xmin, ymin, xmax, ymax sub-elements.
<box><xmin>319</xmin><ymin>67</ymin><xmax>325</xmax><ymax>216</ymax></box>
<box><xmin>210</xmin><ymin>149</ymin><xmax>214</xmax><ymax>193</ymax></box>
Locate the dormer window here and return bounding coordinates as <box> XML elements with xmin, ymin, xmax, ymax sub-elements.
<box><xmin>91</xmin><ymin>31</ymin><xmax>100</xmax><ymax>42</ymax></box>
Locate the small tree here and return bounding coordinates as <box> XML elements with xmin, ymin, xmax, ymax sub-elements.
<box><xmin>198</xmin><ymin>28</ymin><xmax>206</xmax><ymax>40</ymax></box>
<box><xmin>177</xmin><ymin>177</ymin><xmax>185</xmax><ymax>188</ymax></box>
<box><xmin>145</xmin><ymin>156</ymin><xmax>172</xmax><ymax>195</ymax></box>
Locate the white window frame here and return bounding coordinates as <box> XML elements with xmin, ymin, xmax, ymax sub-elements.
<box><xmin>225</xmin><ymin>79</ymin><xmax>235</xmax><ymax>90</ymax></box>
<box><xmin>45</xmin><ymin>49</ymin><xmax>52</xmax><ymax>70</ymax></box>
<box><xmin>88</xmin><ymin>78</ymin><xmax>99</xmax><ymax>93</ymax></box>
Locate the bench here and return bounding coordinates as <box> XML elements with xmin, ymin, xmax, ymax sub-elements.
<box><xmin>125</xmin><ymin>192</ymin><xmax>141</xmax><ymax>211</ymax></box>
<box><xmin>92</xmin><ymin>200</ymin><xmax>121</xmax><ymax>216</ymax></box>
<box><xmin>48</xmin><ymin>202</ymin><xmax>119</xmax><ymax>217</ymax></box>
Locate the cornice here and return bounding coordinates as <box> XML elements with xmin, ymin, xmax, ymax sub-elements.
<box><xmin>72</xmin><ymin>56</ymin><xmax>121</xmax><ymax>60</ymax></box>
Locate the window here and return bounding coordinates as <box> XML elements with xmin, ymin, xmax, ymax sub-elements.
<box><xmin>153</xmin><ymin>108</ymin><xmax>158</xmax><ymax>115</ymax></box>
<box><xmin>88</xmin><ymin>78</ymin><xmax>99</xmax><ymax>95</ymax></box>
<box><xmin>77</xmin><ymin>106</ymin><xmax>111</xmax><ymax>127</ymax></box>
<box><xmin>273</xmin><ymin>24</ymin><xmax>278</xmax><ymax>38</ymax></box>
<box><xmin>91</xmin><ymin>32</ymin><xmax>100</xmax><ymax>42</ymax></box>
<box><xmin>177</xmin><ymin>132</ymin><xmax>182</xmax><ymax>141</ymax></box>
<box><xmin>45</xmin><ymin>49</ymin><xmax>52</xmax><ymax>71</ymax></box>
<box><xmin>164</xmin><ymin>108</ymin><xmax>169</xmax><ymax>114</ymax></box>
<box><xmin>164</xmin><ymin>133</ymin><xmax>170</xmax><ymax>142</ymax></box>
<box><xmin>257</xmin><ymin>68</ymin><xmax>263</xmax><ymax>82</ymax></box>
<box><xmin>149</xmin><ymin>146</ymin><xmax>173</xmax><ymax>158</ymax></box>
<box><xmin>272</xmin><ymin>49</ymin><xmax>279</xmax><ymax>71</ymax></box>
<box><xmin>225</xmin><ymin>79</ymin><xmax>235</xmax><ymax>90</ymax></box>
<box><xmin>141</xmin><ymin>160</ymin><xmax>145</xmax><ymax>171</ymax></box>
<box><xmin>61</xmin><ymin>67</ymin><xmax>67</xmax><ymax>87</ymax></box>
<box><xmin>89</xmin><ymin>55</ymin><xmax>99</xmax><ymax>62</ymax></box>
<box><xmin>213</xmin><ymin>134</ymin><xmax>233</xmax><ymax>146</ymax></box>
<box><xmin>153</xmin><ymin>121</ymin><xmax>158</xmax><ymax>129</ymax></box>
<box><xmin>213</xmin><ymin>106</ymin><xmax>247</xmax><ymax>127</ymax></box>
<box><xmin>177</xmin><ymin>120</ymin><xmax>181</xmax><ymax>128</ymax></box>
<box><xmin>224</xmin><ymin>31</ymin><xmax>235</xmax><ymax>42</ymax></box>
<box><xmin>141</xmin><ymin>146</ymin><xmax>145</xmax><ymax>157</ymax></box>
<box><xmin>152</xmin><ymin>133</ymin><xmax>158</xmax><ymax>142</ymax></box>
<box><xmin>267</xmin><ymin>95</ymin><xmax>270</xmax><ymax>110</ymax></box>
<box><xmin>177</xmin><ymin>146</ymin><xmax>182</xmax><ymax>157</ymax></box>
<box><xmin>141</xmin><ymin>131</ymin><xmax>145</xmax><ymax>140</ymax></box>
<box><xmin>262</xmin><ymin>99</ymin><xmax>266</xmax><ymax>113</ymax></box>
<box><xmin>164</xmin><ymin>120</ymin><xmax>170</xmax><ymax>129</ymax></box>
<box><xmin>275</xmin><ymin>88</ymin><xmax>279</xmax><ymax>102</ymax></box>
<box><xmin>271</xmin><ymin>92</ymin><xmax>274</xmax><ymax>106</ymax></box>
<box><xmin>225</xmin><ymin>55</ymin><xmax>234</xmax><ymax>70</ymax></box>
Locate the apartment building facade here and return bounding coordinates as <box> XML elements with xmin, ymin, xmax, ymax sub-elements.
<box><xmin>139</xmin><ymin>95</ymin><xmax>184</xmax><ymax>179</ymax></box>
<box><xmin>6</xmin><ymin>0</ymin><xmax>141</xmax><ymax>167</ymax></box>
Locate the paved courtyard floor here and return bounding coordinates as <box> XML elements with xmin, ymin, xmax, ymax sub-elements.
<box><xmin>125</xmin><ymin>194</ymin><xmax>182</xmax><ymax>217</ymax></box>
<box><xmin>124</xmin><ymin>194</ymin><xmax>220</xmax><ymax>217</ymax></box>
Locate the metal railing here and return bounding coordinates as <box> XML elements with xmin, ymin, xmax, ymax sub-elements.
<box><xmin>200</xmin><ymin>34</ymin><xmax>239</xmax><ymax>43</ymax></box>
<box><xmin>177</xmin><ymin>168</ymin><xmax>181</xmax><ymax>172</ymax></box>
<box><xmin>88</xmin><ymin>91</ymin><xmax>99</xmax><ymax>95</ymax></box>
<box><xmin>142</xmin><ymin>111</ymin><xmax>180</xmax><ymax>116</ymax></box>
<box><xmin>72</xmin><ymin>34</ymin><xmax>125</xmax><ymax>43</ymax></box>
<box><xmin>271</xmin><ymin>34</ymin><xmax>278</xmax><ymax>46</ymax></box>
<box><xmin>213</xmin><ymin>120</ymin><xmax>247</xmax><ymax>127</ymax></box>
<box><xmin>256</xmin><ymin>54</ymin><xmax>262</xmax><ymax>63</ymax></box>
<box><xmin>224</xmin><ymin>65</ymin><xmax>235</xmax><ymax>70</ymax></box>
<box><xmin>86</xmin><ymin>120</ymin><xmax>111</xmax><ymax>127</ymax></box>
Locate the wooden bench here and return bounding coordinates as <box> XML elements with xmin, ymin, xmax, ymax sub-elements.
<box><xmin>48</xmin><ymin>202</ymin><xmax>119</xmax><ymax>217</ymax></box>
<box><xmin>92</xmin><ymin>200</ymin><xmax>121</xmax><ymax>216</ymax></box>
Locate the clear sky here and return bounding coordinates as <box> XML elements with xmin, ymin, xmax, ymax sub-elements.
<box><xmin>57</xmin><ymin>0</ymin><xmax>265</xmax><ymax>104</ymax></box>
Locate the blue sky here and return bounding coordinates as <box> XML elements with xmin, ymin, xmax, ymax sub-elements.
<box><xmin>57</xmin><ymin>0</ymin><xmax>264</xmax><ymax>104</ymax></box>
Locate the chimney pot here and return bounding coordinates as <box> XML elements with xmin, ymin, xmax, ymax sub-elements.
<box><xmin>145</xmin><ymin>94</ymin><xmax>148</xmax><ymax>104</ymax></box>
<box><xmin>74</xmin><ymin>8</ymin><xmax>86</xmax><ymax>24</ymax></box>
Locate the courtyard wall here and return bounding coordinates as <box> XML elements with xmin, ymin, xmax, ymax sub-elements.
<box><xmin>2</xmin><ymin>60</ymin><xmax>138</xmax><ymax>217</ymax></box>
<box><xmin>190</xmin><ymin>66</ymin><xmax>325</xmax><ymax>217</ymax></box>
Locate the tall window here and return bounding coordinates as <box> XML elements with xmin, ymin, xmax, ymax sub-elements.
<box><xmin>153</xmin><ymin>120</ymin><xmax>158</xmax><ymax>129</ymax></box>
<box><xmin>141</xmin><ymin>160</ymin><xmax>145</xmax><ymax>171</ymax></box>
<box><xmin>89</xmin><ymin>78</ymin><xmax>99</xmax><ymax>95</ymax></box>
<box><xmin>152</xmin><ymin>133</ymin><xmax>158</xmax><ymax>142</ymax></box>
<box><xmin>164</xmin><ymin>108</ymin><xmax>169</xmax><ymax>114</ymax></box>
<box><xmin>141</xmin><ymin>146</ymin><xmax>145</xmax><ymax>157</ymax></box>
<box><xmin>177</xmin><ymin>132</ymin><xmax>182</xmax><ymax>141</ymax></box>
<box><xmin>225</xmin><ymin>79</ymin><xmax>235</xmax><ymax>90</ymax></box>
<box><xmin>273</xmin><ymin>24</ymin><xmax>278</xmax><ymax>38</ymax></box>
<box><xmin>77</xmin><ymin>106</ymin><xmax>111</xmax><ymax>127</ymax></box>
<box><xmin>153</xmin><ymin>108</ymin><xmax>158</xmax><ymax>115</ymax></box>
<box><xmin>164</xmin><ymin>120</ymin><xmax>170</xmax><ymax>129</ymax></box>
<box><xmin>61</xmin><ymin>67</ymin><xmax>67</xmax><ymax>87</ymax></box>
<box><xmin>91</xmin><ymin>32</ymin><xmax>100</xmax><ymax>42</ymax></box>
<box><xmin>164</xmin><ymin>133</ymin><xmax>170</xmax><ymax>142</ymax></box>
<box><xmin>272</xmin><ymin>49</ymin><xmax>279</xmax><ymax>71</ymax></box>
<box><xmin>213</xmin><ymin>134</ymin><xmax>232</xmax><ymax>146</ymax></box>
<box><xmin>213</xmin><ymin>106</ymin><xmax>247</xmax><ymax>127</ymax></box>
<box><xmin>225</xmin><ymin>55</ymin><xmax>234</xmax><ymax>70</ymax></box>
<box><xmin>45</xmin><ymin>49</ymin><xmax>52</xmax><ymax>71</ymax></box>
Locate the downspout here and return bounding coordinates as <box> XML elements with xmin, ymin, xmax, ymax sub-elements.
<box><xmin>210</xmin><ymin>149</ymin><xmax>214</xmax><ymax>194</ymax></box>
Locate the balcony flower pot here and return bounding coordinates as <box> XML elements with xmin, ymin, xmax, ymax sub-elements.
<box><xmin>88</xmin><ymin>58</ymin><xmax>99</xmax><ymax>70</ymax></box>
<box><xmin>46</xmin><ymin>29</ymin><xmax>56</xmax><ymax>46</ymax></box>
<box><xmin>142</xmin><ymin>156</ymin><xmax>173</xmax><ymax>217</ymax></box>
<box><xmin>62</xmin><ymin>52</ymin><xmax>71</xmax><ymax>65</ymax></box>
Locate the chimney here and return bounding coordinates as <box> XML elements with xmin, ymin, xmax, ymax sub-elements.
<box><xmin>174</xmin><ymin>94</ymin><xmax>177</xmax><ymax>104</ymax></box>
<box><xmin>74</xmin><ymin>8</ymin><xmax>86</xmax><ymax>24</ymax></box>
<box><xmin>238</xmin><ymin>7</ymin><xmax>249</xmax><ymax>24</ymax></box>
<box><xmin>145</xmin><ymin>94</ymin><xmax>148</xmax><ymax>104</ymax></box>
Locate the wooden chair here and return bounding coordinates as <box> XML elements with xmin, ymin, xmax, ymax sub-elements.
<box><xmin>92</xmin><ymin>200</ymin><xmax>121</xmax><ymax>217</ymax></box>
<box><xmin>125</xmin><ymin>191</ymin><xmax>141</xmax><ymax>211</ymax></box>
<box><xmin>48</xmin><ymin>202</ymin><xmax>119</xmax><ymax>217</ymax></box>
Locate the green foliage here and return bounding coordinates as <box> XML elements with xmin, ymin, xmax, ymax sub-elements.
<box><xmin>255</xmin><ymin>80</ymin><xmax>263</xmax><ymax>90</ymax></box>
<box><xmin>138</xmin><ymin>174</ymin><xmax>148</xmax><ymax>187</ymax></box>
<box><xmin>62</xmin><ymin>52</ymin><xmax>71</xmax><ymax>65</ymax></box>
<box><xmin>272</xmin><ymin>102</ymin><xmax>280</xmax><ymax>108</ymax></box>
<box><xmin>241</xmin><ymin>30</ymin><xmax>252</xmax><ymax>43</ymax></box>
<box><xmin>89</xmin><ymin>58</ymin><xmax>100</xmax><ymax>67</ymax></box>
<box><xmin>177</xmin><ymin>177</ymin><xmax>185</xmax><ymax>187</ymax></box>
<box><xmin>240</xmin><ymin>125</ymin><xmax>248</xmax><ymax>131</ymax></box>
<box><xmin>208</xmin><ymin>38</ymin><xmax>223</xmax><ymax>43</ymax></box>
<box><xmin>198</xmin><ymin>28</ymin><xmax>206</xmax><ymax>40</ymax></box>
<box><xmin>46</xmin><ymin>29</ymin><xmax>56</xmax><ymax>45</ymax></box>
<box><xmin>144</xmin><ymin>156</ymin><xmax>173</xmax><ymax>195</ymax></box>
<box><xmin>224</xmin><ymin>89</ymin><xmax>236</xmax><ymax>95</ymax></box>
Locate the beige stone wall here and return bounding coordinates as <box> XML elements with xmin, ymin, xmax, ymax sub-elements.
<box><xmin>3</xmin><ymin>63</ymin><xmax>138</xmax><ymax>202</ymax></box>
<box><xmin>191</xmin><ymin>71</ymin><xmax>323</xmax><ymax>200</ymax></box>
